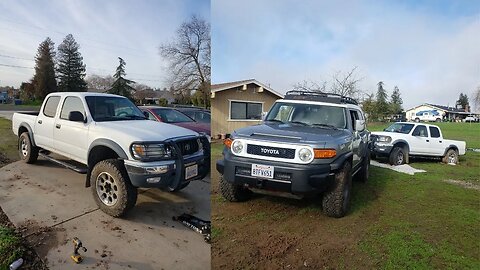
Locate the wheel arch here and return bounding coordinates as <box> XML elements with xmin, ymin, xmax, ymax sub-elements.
<box><xmin>391</xmin><ymin>139</ymin><xmax>410</xmax><ymax>163</ymax></box>
<box><xmin>18</xmin><ymin>122</ymin><xmax>36</xmax><ymax>147</ymax></box>
<box><xmin>443</xmin><ymin>145</ymin><xmax>459</xmax><ymax>156</ymax></box>
<box><xmin>85</xmin><ymin>139</ymin><xmax>129</xmax><ymax>187</ymax></box>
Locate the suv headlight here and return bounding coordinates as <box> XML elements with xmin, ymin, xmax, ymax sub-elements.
<box><xmin>377</xmin><ymin>136</ymin><xmax>392</xmax><ymax>143</ymax></box>
<box><xmin>298</xmin><ymin>147</ymin><xmax>313</xmax><ymax>162</ymax></box>
<box><xmin>130</xmin><ymin>143</ymin><xmax>171</xmax><ymax>160</ymax></box>
<box><xmin>231</xmin><ymin>140</ymin><xmax>244</xmax><ymax>154</ymax></box>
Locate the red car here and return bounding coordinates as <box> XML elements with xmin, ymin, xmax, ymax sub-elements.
<box><xmin>140</xmin><ymin>106</ymin><xmax>211</xmax><ymax>140</ymax></box>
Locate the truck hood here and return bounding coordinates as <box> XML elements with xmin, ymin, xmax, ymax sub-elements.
<box><xmin>233</xmin><ymin>123</ymin><xmax>351</xmax><ymax>144</ymax></box>
<box><xmin>94</xmin><ymin>120</ymin><xmax>198</xmax><ymax>141</ymax></box>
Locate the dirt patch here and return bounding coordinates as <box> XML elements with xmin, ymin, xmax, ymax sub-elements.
<box><xmin>443</xmin><ymin>179</ymin><xmax>480</xmax><ymax>191</ymax></box>
<box><xmin>0</xmin><ymin>207</ymin><xmax>48</xmax><ymax>269</ymax></box>
<box><xmin>17</xmin><ymin>219</ymin><xmax>68</xmax><ymax>259</ymax></box>
<box><xmin>0</xmin><ymin>152</ymin><xmax>11</xmax><ymax>168</ymax></box>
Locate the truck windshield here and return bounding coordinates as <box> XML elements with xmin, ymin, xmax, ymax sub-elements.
<box><xmin>384</xmin><ymin>123</ymin><xmax>414</xmax><ymax>134</ymax></box>
<box><xmin>265</xmin><ymin>102</ymin><xmax>346</xmax><ymax>129</ymax></box>
<box><xmin>85</xmin><ymin>96</ymin><xmax>146</xmax><ymax>122</ymax></box>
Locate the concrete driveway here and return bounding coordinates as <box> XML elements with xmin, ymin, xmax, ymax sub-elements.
<box><xmin>0</xmin><ymin>158</ymin><xmax>211</xmax><ymax>269</ymax></box>
<box><xmin>0</xmin><ymin>110</ymin><xmax>14</xmax><ymax>120</ymax></box>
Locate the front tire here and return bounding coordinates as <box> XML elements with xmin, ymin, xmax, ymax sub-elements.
<box><xmin>322</xmin><ymin>162</ymin><xmax>352</xmax><ymax>218</ymax></box>
<box><xmin>19</xmin><ymin>132</ymin><xmax>38</xmax><ymax>164</ymax></box>
<box><xmin>442</xmin><ymin>149</ymin><xmax>458</xmax><ymax>164</ymax></box>
<box><xmin>90</xmin><ymin>159</ymin><xmax>138</xmax><ymax>217</ymax></box>
<box><xmin>389</xmin><ymin>146</ymin><xmax>406</xmax><ymax>166</ymax></box>
<box><xmin>220</xmin><ymin>175</ymin><xmax>251</xmax><ymax>202</ymax></box>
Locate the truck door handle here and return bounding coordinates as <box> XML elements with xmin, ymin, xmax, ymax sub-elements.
<box><xmin>37</xmin><ymin>120</ymin><xmax>42</xmax><ymax>124</ymax></box>
<box><xmin>426</xmin><ymin>140</ymin><xmax>429</xmax><ymax>142</ymax></box>
<box><xmin>439</xmin><ymin>141</ymin><xmax>442</xmax><ymax>143</ymax></box>
<box><xmin>55</xmin><ymin>124</ymin><xmax>61</xmax><ymax>129</ymax></box>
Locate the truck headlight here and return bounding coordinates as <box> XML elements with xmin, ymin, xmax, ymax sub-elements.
<box><xmin>298</xmin><ymin>148</ymin><xmax>313</xmax><ymax>162</ymax></box>
<box><xmin>377</xmin><ymin>136</ymin><xmax>392</xmax><ymax>143</ymax></box>
<box><xmin>130</xmin><ymin>143</ymin><xmax>171</xmax><ymax>160</ymax></box>
<box><xmin>231</xmin><ymin>140</ymin><xmax>244</xmax><ymax>154</ymax></box>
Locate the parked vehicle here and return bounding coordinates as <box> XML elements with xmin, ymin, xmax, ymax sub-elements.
<box><xmin>411</xmin><ymin>110</ymin><xmax>442</xmax><ymax>122</ymax></box>
<box><xmin>464</xmin><ymin>115</ymin><xmax>479</xmax><ymax>122</ymax></box>
<box><xmin>140</xmin><ymin>106</ymin><xmax>211</xmax><ymax>141</ymax></box>
<box><xmin>175</xmin><ymin>107</ymin><xmax>211</xmax><ymax>124</ymax></box>
<box><xmin>216</xmin><ymin>91</ymin><xmax>370</xmax><ymax>218</ymax></box>
<box><xmin>371</xmin><ymin>122</ymin><xmax>466</xmax><ymax>165</ymax></box>
<box><xmin>12</xmin><ymin>92</ymin><xmax>210</xmax><ymax>217</ymax></box>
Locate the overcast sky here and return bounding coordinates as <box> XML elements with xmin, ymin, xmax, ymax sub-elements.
<box><xmin>212</xmin><ymin>0</ymin><xmax>480</xmax><ymax>110</ymax></box>
<box><xmin>0</xmin><ymin>0</ymin><xmax>210</xmax><ymax>89</ymax></box>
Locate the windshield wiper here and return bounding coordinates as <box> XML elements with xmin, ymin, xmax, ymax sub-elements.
<box><xmin>311</xmin><ymin>123</ymin><xmax>338</xmax><ymax>129</ymax></box>
<box><xmin>121</xmin><ymin>115</ymin><xmax>147</xmax><ymax>120</ymax></box>
<box><xmin>265</xmin><ymin>119</ymin><xmax>284</xmax><ymax>124</ymax></box>
<box><xmin>289</xmin><ymin>121</ymin><xmax>310</xmax><ymax>126</ymax></box>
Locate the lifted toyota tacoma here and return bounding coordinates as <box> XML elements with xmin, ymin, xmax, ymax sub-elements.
<box><xmin>12</xmin><ymin>92</ymin><xmax>210</xmax><ymax>217</ymax></box>
<box><xmin>216</xmin><ymin>91</ymin><xmax>370</xmax><ymax>218</ymax></box>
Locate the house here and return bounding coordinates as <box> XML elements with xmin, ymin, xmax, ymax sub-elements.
<box><xmin>0</xmin><ymin>91</ymin><xmax>8</xmax><ymax>103</ymax></box>
<box><xmin>405</xmin><ymin>103</ymin><xmax>471</xmax><ymax>121</ymax></box>
<box><xmin>211</xmin><ymin>79</ymin><xmax>283</xmax><ymax>136</ymax></box>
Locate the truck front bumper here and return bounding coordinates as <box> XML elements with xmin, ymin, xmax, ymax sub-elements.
<box><xmin>370</xmin><ymin>142</ymin><xmax>393</xmax><ymax>156</ymax></box>
<box><xmin>216</xmin><ymin>152</ymin><xmax>346</xmax><ymax>196</ymax></box>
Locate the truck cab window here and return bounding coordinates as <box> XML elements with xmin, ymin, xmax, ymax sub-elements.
<box><xmin>43</xmin><ymin>96</ymin><xmax>61</xmax><ymax>118</ymax></box>
<box><xmin>429</xmin><ymin>126</ymin><xmax>440</xmax><ymax>138</ymax></box>
<box><xmin>412</xmin><ymin>125</ymin><xmax>428</xmax><ymax>137</ymax></box>
<box><xmin>60</xmin><ymin>97</ymin><xmax>85</xmax><ymax>120</ymax></box>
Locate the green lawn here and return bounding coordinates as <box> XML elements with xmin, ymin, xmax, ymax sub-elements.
<box><xmin>0</xmin><ymin>226</ymin><xmax>25</xmax><ymax>269</ymax></box>
<box><xmin>0</xmin><ymin>118</ymin><xmax>18</xmax><ymax>162</ymax></box>
<box><xmin>211</xmin><ymin>122</ymin><xmax>480</xmax><ymax>269</ymax></box>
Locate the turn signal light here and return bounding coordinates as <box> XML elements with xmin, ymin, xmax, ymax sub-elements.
<box><xmin>224</xmin><ymin>138</ymin><xmax>233</xmax><ymax>148</ymax></box>
<box><xmin>314</xmin><ymin>149</ymin><xmax>336</xmax><ymax>159</ymax></box>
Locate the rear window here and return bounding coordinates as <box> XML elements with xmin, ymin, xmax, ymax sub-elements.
<box><xmin>429</xmin><ymin>126</ymin><xmax>440</xmax><ymax>138</ymax></box>
<box><xmin>43</xmin><ymin>96</ymin><xmax>61</xmax><ymax>118</ymax></box>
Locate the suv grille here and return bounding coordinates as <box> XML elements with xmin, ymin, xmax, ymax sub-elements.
<box><xmin>246</xmin><ymin>144</ymin><xmax>295</xmax><ymax>159</ymax></box>
<box><xmin>176</xmin><ymin>139</ymin><xmax>199</xmax><ymax>156</ymax></box>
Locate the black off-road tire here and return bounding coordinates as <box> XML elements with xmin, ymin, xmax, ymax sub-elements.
<box><xmin>415</xmin><ymin>118</ymin><xmax>420</xmax><ymax>122</ymax></box>
<box><xmin>90</xmin><ymin>159</ymin><xmax>138</xmax><ymax>217</ymax></box>
<box><xmin>442</xmin><ymin>149</ymin><xmax>459</xmax><ymax>164</ymax></box>
<box><xmin>356</xmin><ymin>152</ymin><xmax>370</xmax><ymax>183</ymax></box>
<box><xmin>389</xmin><ymin>146</ymin><xmax>406</xmax><ymax>166</ymax></box>
<box><xmin>220</xmin><ymin>175</ymin><xmax>251</xmax><ymax>202</ymax></box>
<box><xmin>19</xmin><ymin>132</ymin><xmax>38</xmax><ymax>164</ymax></box>
<box><xmin>322</xmin><ymin>162</ymin><xmax>352</xmax><ymax>218</ymax></box>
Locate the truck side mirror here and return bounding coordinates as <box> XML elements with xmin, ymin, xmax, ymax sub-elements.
<box><xmin>355</xmin><ymin>120</ymin><xmax>365</xmax><ymax>132</ymax></box>
<box><xmin>68</xmin><ymin>111</ymin><xmax>85</xmax><ymax>122</ymax></box>
<box><xmin>261</xmin><ymin>112</ymin><xmax>267</xmax><ymax>121</ymax></box>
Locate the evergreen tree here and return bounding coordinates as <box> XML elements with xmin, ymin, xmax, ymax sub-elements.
<box><xmin>456</xmin><ymin>93</ymin><xmax>469</xmax><ymax>110</ymax></box>
<box><xmin>390</xmin><ymin>86</ymin><xmax>403</xmax><ymax>114</ymax></box>
<box><xmin>375</xmin><ymin>81</ymin><xmax>388</xmax><ymax>120</ymax></box>
<box><xmin>57</xmin><ymin>34</ymin><xmax>87</xmax><ymax>92</ymax></box>
<box><xmin>33</xmin><ymin>38</ymin><xmax>57</xmax><ymax>100</ymax></box>
<box><xmin>108</xmin><ymin>57</ymin><xmax>135</xmax><ymax>100</ymax></box>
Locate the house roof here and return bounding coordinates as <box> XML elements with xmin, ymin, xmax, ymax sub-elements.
<box><xmin>406</xmin><ymin>103</ymin><xmax>470</xmax><ymax>114</ymax></box>
<box><xmin>211</xmin><ymin>79</ymin><xmax>284</xmax><ymax>98</ymax></box>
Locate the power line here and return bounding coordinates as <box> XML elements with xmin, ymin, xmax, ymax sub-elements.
<box><xmin>0</xmin><ymin>54</ymin><xmax>34</xmax><ymax>61</ymax></box>
<box><xmin>0</xmin><ymin>63</ymin><xmax>34</xmax><ymax>69</ymax></box>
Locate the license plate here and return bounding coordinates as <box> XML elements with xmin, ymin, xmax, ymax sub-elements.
<box><xmin>185</xmin><ymin>164</ymin><xmax>198</xmax><ymax>179</ymax></box>
<box><xmin>251</xmin><ymin>164</ymin><xmax>274</xmax><ymax>179</ymax></box>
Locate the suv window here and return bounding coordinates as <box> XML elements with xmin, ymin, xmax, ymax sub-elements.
<box><xmin>349</xmin><ymin>110</ymin><xmax>359</xmax><ymax>130</ymax></box>
<box><xmin>60</xmin><ymin>97</ymin><xmax>85</xmax><ymax>120</ymax></box>
<box><xmin>43</xmin><ymin>96</ymin><xmax>61</xmax><ymax>118</ymax></box>
<box><xmin>429</xmin><ymin>126</ymin><xmax>440</xmax><ymax>138</ymax></box>
<box><xmin>412</xmin><ymin>125</ymin><xmax>428</xmax><ymax>137</ymax></box>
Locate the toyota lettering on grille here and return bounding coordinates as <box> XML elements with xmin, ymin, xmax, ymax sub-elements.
<box><xmin>260</xmin><ymin>147</ymin><xmax>280</xmax><ymax>155</ymax></box>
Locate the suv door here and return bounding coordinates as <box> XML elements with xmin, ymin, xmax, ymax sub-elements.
<box><xmin>53</xmin><ymin>96</ymin><xmax>89</xmax><ymax>163</ymax></box>
<box><xmin>409</xmin><ymin>125</ymin><xmax>429</xmax><ymax>154</ymax></box>
<box><xmin>34</xmin><ymin>96</ymin><xmax>61</xmax><ymax>150</ymax></box>
<box><xmin>349</xmin><ymin>109</ymin><xmax>364</xmax><ymax>169</ymax></box>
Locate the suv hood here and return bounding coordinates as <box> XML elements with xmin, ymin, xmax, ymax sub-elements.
<box><xmin>233</xmin><ymin>123</ymin><xmax>350</xmax><ymax>144</ymax></box>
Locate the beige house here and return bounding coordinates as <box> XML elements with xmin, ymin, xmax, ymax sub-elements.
<box><xmin>211</xmin><ymin>79</ymin><xmax>283</xmax><ymax>136</ymax></box>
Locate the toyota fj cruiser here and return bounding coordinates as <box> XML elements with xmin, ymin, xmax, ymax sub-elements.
<box><xmin>216</xmin><ymin>91</ymin><xmax>370</xmax><ymax>218</ymax></box>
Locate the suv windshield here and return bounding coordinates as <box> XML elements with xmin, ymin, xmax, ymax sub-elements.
<box><xmin>266</xmin><ymin>102</ymin><xmax>346</xmax><ymax>129</ymax></box>
<box><xmin>384</xmin><ymin>123</ymin><xmax>414</xmax><ymax>134</ymax></box>
<box><xmin>152</xmin><ymin>108</ymin><xmax>194</xmax><ymax>123</ymax></box>
<box><xmin>85</xmin><ymin>96</ymin><xmax>146</xmax><ymax>122</ymax></box>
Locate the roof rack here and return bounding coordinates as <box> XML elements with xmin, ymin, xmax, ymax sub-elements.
<box><xmin>284</xmin><ymin>90</ymin><xmax>358</xmax><ymax>105</ymax></box>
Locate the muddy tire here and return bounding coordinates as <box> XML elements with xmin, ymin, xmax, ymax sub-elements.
<box><xmin>442</xmin><ymin>149</ymin><xmax>458</xmax><ymax>164</ymax></box>
<box><xmin>356</xmin><ymin>152</ymin><xmax>370</xmax><ymax>183</ymax></box>
<box><xmin>322</xmin><ymin>162</ymin><xmax>352</xmax><ymax>218</ymax></box>
<box><xmin>90</xmin><ymin>159</ymin><xmax>138</xmax><ymax>217</ymax></box>
<box><xmin>220</xmin><ymin>175</ymin><xmax>251</xmax><ymax>202</ymax></box>
<box><xmin>19</xmin><ymin>132</ymin><xmax>38</xmax><ymax>164</ymax></box>
<box><xmin>389</xmin><ymin>146</ymin><xmax>406</xmax><ymax>166</ymax></box>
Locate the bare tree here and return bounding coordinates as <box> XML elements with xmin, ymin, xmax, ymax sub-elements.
<box><xmin>330</xmin><ymin>67</ymin><xmax>361</xmax><ymax>97</ymax></box>
<box><xmin>474</xmin><ymin>86</ymin><xmax>480</xmax><ymax>111</ymax></box>
<box><xmin>292</xmin><ymin>80</ymin><xmax>327</xmax><ymax>92</ymax></box>
<box><xmin>86</xmin><ymin>74</ymin><xmax>115</xmax><ymax>91</ymax></box>
<box><xmin>159</xmin><ymin>15</ymin><xmax>210</xmax><ymax>107</ymax></box>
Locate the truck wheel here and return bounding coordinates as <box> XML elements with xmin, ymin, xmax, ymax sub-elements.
<box><xmin>442</xmin><ymin>149</ymin><xmax>458</xmax><ymax>164</ymax></box>
<box><xmin>322</xmin><ymin>162</ymin><xmax>352</xmax><ymax>218</ymax></box>
<box><xmin>90</xmin><ymin>159</ymin><xmax>138</xmax><ymax>217</ymax></box>
<box><xmin>436</xmin><ymin>118</ymin><xmax>441</xmax><ymax>122</ymax></box>
<box><xmin>168</xmin><ymin>181</ymin><xmax>190</xmax><ymax>192</ymax></box>
<box><xmin>389</xmin><ymin>146</ymin><xmax>406</xmax><ymax>166</ymax></box>
<box><xmin>19</xmin><ymin>132</ymin><xmax>38</xmax><ymax>164</ymax></box>
<box><xmin>415</xmin><ymin>118</ymin><xmax>420</xmax><ymax>122</ymax></box>
<box><xmin>220</xmin><ymin>175</ymin><xmax>251</xmax><ymax>202</ymax></box>
<box><xmin>356</xmin><ymin>152</ymin><xmax>370</xmax><ymax>183</ymax></box>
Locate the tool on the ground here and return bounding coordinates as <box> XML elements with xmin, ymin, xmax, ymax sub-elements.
<box><xmin>71</xmin><ymin>237</ymin><xmax>87</xmax><ymax>263</ymax></box>
<box><xmin>173</xmin><ymin>213</ymin><xmax>211</xmax><ymax>243</ymax></box>
<box><xmin>9</xmin><ymin>258</ymin><xmax>23</xmax><ymax>270</ymax></box>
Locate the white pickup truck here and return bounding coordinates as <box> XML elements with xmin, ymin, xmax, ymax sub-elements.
<box><xmin>370</xmin><ymin>122</ymin><xmax>466</xmax><ymax>165</ymax></box>
<box><xmin>12</xmin><ymin>92</ymin><xmax>210</xmax><ymax>217</ymax></box>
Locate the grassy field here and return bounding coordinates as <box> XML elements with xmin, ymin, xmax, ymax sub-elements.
<box><xmin>211</xmin><ymin>122</ymin><xmax>480</xmax><ymax>269</ymax></box>
<box><xmin>0</xmin><ymin>118</ymin><xmax>18</xmax><ymax>162</ymax></box>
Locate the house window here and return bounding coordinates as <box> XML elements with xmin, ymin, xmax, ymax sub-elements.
<box><xmin>230</xmin><ymin>101</ymin><xmax>263</xmax><ymax>120</ymax></box>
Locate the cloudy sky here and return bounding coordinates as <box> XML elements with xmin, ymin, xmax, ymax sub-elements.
<box><xmin>0</xmin><ymin>0</ymin><xmax>210</xmax><ymax>89</ymax></box>
<box><xmin>212</xmin><ymin>0</ymin><xmax>480</xmax><ymax>110</ymax></box>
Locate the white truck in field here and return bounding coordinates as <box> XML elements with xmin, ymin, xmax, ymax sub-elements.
<box><xmin>370</xmin><ymin>122</ymin><xmax>466</xmax><ymax>165</ymax></box>
<box><xmin>12</xmin><ymin>92</ymin><xmax>210</xmax><ymax>217</ymax></box>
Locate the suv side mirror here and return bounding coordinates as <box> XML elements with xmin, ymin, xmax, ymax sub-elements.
<box><xmin>68</xmin><ymin>111</ymin><xmax>85</xmax><ymax>122</ymax></box>
<box><xmin>355</xmin><ymin>120</ymin><xmax>365</xmax><ymax>132</ymax></box>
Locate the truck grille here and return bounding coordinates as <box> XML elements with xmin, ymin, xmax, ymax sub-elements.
<box><xmin>246</xmin><ymin>144</ymin><xmax>295</xmax><ymax>159</ymax></box>
<box><xmin>176</xmin><ymin>139</ymin><xmax>199</xmax><ymax>156</ymax></box>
